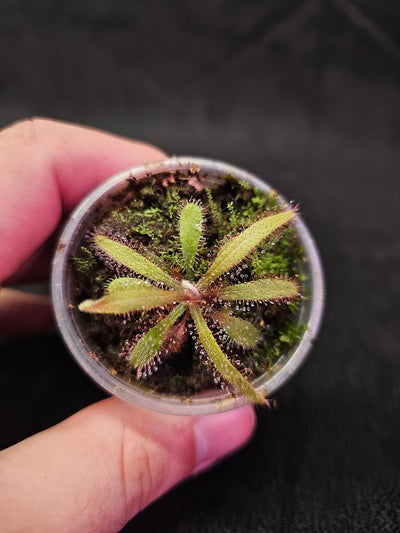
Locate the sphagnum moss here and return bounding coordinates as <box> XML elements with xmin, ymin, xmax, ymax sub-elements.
<box><xmin>71</xmin><ymin>170</ymin><xmax>305</xmax><ymax>403</ymax></box>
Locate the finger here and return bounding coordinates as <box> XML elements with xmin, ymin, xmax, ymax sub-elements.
<box><xmin>0</xmin><ymin>117</ymin><xmax>167</xmax><ymax>283</ymax></box>
<box><xmin>0</xmin><ymin>398</ymin><xmax>256</xmax><ymax>532</ymax></box>
<box><xmin>4</xmin><ymin>233</ymin><xmax>57</xmax><ymax>285</ymax></box>
<box><xmin>0</xmin><ymin>289</ymin><xmax>53</xmax><ymax>335</ymax></box>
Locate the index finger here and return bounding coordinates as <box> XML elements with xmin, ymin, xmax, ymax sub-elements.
<box><xmin>0</xmin><ymin>118</ymin><xmax>166</xmax><ymax>283</ymax></box>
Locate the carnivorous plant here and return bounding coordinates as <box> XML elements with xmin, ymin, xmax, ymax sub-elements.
<box><xmin>78</xmin><ymin>201</ymin><xmax>300</xmax><ymax>404</ymax></box>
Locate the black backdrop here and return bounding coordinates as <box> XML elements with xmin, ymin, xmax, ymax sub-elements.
<box><xmin>1</xmin><ymin>1</ymin><xmax>400</xmax><ymax>531</ymax></box>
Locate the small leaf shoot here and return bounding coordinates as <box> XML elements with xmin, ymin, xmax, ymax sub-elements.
<box><xmin>179</xmin><ymin>202</ymin><xmax>203</xmax><ymax>279</ymax></box>
<box><xmin>130</xmin><ymin>303</ymin><xmax>187</xmax><ymax>367</ymax></box>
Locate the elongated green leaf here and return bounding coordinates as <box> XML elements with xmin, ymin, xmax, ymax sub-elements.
<box><xmin>213</xmin><ymin>310</ymin><xmax>259</xmax><ymax>348</ymax></box>
<box><xmin>219</xmin><ymin>278</ymin><xmax>299</xmax><ymax>301</ymax></box>
<box><xmin>198</xmin><ymin>209</ymin><xmax>295</xmax><ymax>289</ymax></box>
<box><xmin>95</xmin><ymin>235</ymin><xmax>179</xmax><ymax>288</ymax></box>
<box><xmin>130</xmin><ymin>303</ymin><xmax>187</xmax><ymax>367</ymax></box>
<box><xmin>179</xmin><ymin>202</ymin><xmax>203</xmax><ymax>278</ymax></box>
<box><xmin>190</xmin><ymin>306</ymin><xmax>265</xmax><ymax>404</ymax></box>
<box><xmin>107</xmin><ymin>277</ymin><xmax>143</xmax><ymax>291</ymax></box>
<box><xmin>78</xmin><ymin>279</ymin><xmax>184</xmax><ymax>314</ymax></box>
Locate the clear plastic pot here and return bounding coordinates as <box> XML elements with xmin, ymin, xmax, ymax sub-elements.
<box><xmin>52</xmin><ymin>157</ymin><xmax>324</xmax><ymax>415</ymax></box>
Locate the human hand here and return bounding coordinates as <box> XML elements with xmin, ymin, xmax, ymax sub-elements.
<box><xmin>0</xmin><ymin>118</ymin><xmax>256</xmax><ymax>532</ymax></box>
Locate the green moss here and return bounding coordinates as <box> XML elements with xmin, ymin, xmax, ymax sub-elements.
<box><xmin>72</xmin><ymin>247</ymin><xmax>96</xmax><ymax>279</ymax></box>
<box><xmin>205</xmin><ymin>188</ymin><xmax>223</xmax><ymax>227</ymax></box>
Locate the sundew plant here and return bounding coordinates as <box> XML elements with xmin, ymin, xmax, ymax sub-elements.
<box><xmin>72</xmin><ymin>171</ymin><xmax>304</xmax><ymax>404</ymax></box>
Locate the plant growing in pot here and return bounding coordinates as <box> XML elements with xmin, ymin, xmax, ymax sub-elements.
<box><xmin>52</xmin><ymin>157</ymin><xmax>324</xmax><ymax>415</ymax></box>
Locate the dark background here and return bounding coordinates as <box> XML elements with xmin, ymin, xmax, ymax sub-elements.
<box><xmin>1</xmin><ymin>1</ymin><xmax>400</xmax><ymax>531</ymax></box>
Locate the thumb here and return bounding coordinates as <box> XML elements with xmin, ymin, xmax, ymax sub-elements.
<box><xmin>0</xmin><ymin>397</ymin><xmax>255</xmax><ymax>532</ymax></box>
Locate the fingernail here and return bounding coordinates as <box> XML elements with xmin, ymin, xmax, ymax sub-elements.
<box><xmin>193</xmin><ymin>405</ymin><xmax>256</xmax><ymax>474</ymax></box>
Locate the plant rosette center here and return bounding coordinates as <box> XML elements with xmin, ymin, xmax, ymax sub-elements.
<box><xmin>71</xmin><ymin>169</ymin><xmax>306</xmax><ymax>405</ymax></box>
<box><xmin>181</xmin><ymin>280</ymin><xmax>201</xmax><ymax>301</ymax></box>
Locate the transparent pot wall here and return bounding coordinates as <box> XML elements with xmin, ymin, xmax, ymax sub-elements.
<box><xmin>52</xmin><ymin>157</ymin><xmax>324</xmax><ymax>415</ymax></box>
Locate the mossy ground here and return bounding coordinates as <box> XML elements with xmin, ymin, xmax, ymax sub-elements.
<box><xmin>70</xmin><ymin>168</ymin><xmax>306</xmax><ymax>397</ymax></box>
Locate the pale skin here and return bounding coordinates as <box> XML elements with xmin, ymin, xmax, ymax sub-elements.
<box><xmin>0</xmin><ymin>118</ymin><xmax>256</xmax><ymax>532</ymax></box>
